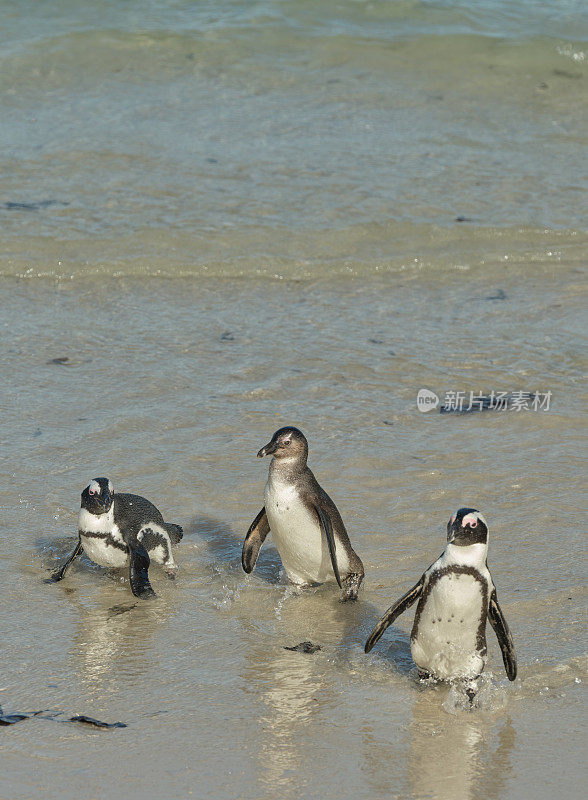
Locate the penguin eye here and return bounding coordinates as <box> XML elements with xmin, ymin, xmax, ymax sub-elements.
<box><xmin>89</xmin><ymin>488</ymin><xmax>96</xmax><ymax>496</ymax></box>
<box><xmin>469</xmin><ymin>520</ymin><xmax>478</xmax><ymax>528</ymax></box>
<box><xmin>283</xmin><ymin>439</ymin><xmax>291</xmax><ymax>446</ymax></box>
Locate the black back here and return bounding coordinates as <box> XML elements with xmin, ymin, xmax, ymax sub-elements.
<box><xmin>114</xmin><ymin>493</ymin><xmax>164</xmax><ymax>540</ymax></box>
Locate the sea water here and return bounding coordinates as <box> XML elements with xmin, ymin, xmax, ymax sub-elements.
<box><xmin>0</xmin><ymin>2</ymin><xmax>586</xmax><ymax>798</ymax></box>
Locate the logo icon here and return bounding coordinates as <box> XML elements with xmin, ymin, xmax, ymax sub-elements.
<box><xmin>417</xmin><ymin>388</ymin><xmax>439</xmax><ymax>413</ymax></box>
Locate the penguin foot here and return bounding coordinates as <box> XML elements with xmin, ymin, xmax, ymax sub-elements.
<box><xmin>464</xmin><ymin>679</ymin><xmax>479</xmax><ymax>705</ymax></box>
<box><xmin>164</xmin><ymin>565</ymin><xmax>177</xmax><ymax>580</ymax></box>
<box><xmin>465</xmin><ymin>687</ymin><xmax>477</xmax><ymax>704</ymax></box>
<box><xmin>134</xmin><ymin>585</ymin><xmax>157</xmax><ymax>599</ymax></box>
<box><xmin>340</xmin><ymin>572</ymin><xmax>363</xmax><ymax>602</ymax></box>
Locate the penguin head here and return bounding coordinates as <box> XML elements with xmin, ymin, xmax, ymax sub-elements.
<box><xmin>447</xmin><ymin>508</ymin><xmax>488</xmax><ymax>546</ymax></box>
<box><xmin>81</xmin><ymin>477</ymin><xmax>114</xmax><ymax>515</ymax></box>
<box><xmin>257</xmin><ymin>427</ymin><xmax>308</xmax><ymax>462</ymax></box>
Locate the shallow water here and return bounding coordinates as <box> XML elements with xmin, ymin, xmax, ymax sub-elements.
<box><xmin>1</xmin><ymin>270</ymin><xmax>586</xmax><ymax>799</ymax></box>
<box><xmin>1</xmin><ymin>1</ymin><xmax>587</xmax><ymax>798</ymax></box>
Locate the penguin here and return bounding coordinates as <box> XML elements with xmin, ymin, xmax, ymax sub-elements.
<box><xmin>48</xmin><ymin>477</ymin><xmax>183</xmax><ymax>598</ymax></box>
<box><xmin>364</xmin><ymin>508</ymin><xmax>517</xmax><ymax>696</ymax></box>
<box><xmin>242</xmin><ymin>427</ymin><xmax>364</xmax><ymax>600</ymax></box>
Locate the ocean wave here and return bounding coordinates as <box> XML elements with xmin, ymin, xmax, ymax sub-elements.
<box><xmin>2</xmin><ymin>24</ymin><xmax>586</xmax><ymax>95</ymax></box>
<box><xmin>0</xmin><ymin>223</ymin><xmax>585</xmax><ymax>280</ymax></box>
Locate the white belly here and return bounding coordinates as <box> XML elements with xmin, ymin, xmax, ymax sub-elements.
<box><xmin>264</xmin><ymin>478</ymin><xmax>349</xmax><ymax>586</ymax></box>
<box><xmin>78</xmin><ymin>508</ymin><xmax>128</xmax><ymax>568</ymax></box>
<box><xmin>411</xmin><ymin>572</ymin><xmax>487</xmax><ymax>680</ymax></box>
<box><xmin>80</xmin><ymin>533</ymin><xmax>129</xmax><ymax>569</ymax></box>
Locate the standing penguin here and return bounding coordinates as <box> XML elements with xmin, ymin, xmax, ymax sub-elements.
<box><xmin>365</xmin><ymin>508</ymin><xmax>516</xmax><ymax>695</ymax></box>
<box><xmin>242</xmin><ymin>427</ymin><xmax>364</xmax><ymax>600</ymax></box>
<box><xmin>48</xmin><ymin>478</ymin><xmax>183</xmax><ymax>598</ymax></box>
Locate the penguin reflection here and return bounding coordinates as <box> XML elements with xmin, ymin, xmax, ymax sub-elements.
<box><xmin>242</xmin><ymin>644</ymin><xmax>327</xmax><ymax>799</ymax></box>
<box><xmin>64</xmin><ymin>583</ymin><xmax>171</xmax><ymax>697</ymax></box>
<box><xmin>240</xmin><ymin>591</ymin><xmax>364</xmax><ymax>800</ymax></box>
<box><xmin>407</xmin><ymin>690</ymin><xmax>516</xmax><ymax>800</ymax></box>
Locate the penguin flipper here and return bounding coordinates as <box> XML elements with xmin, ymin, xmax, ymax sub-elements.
<box><xmin>242</xmin><ymin>507</ymin><xmax>270</xmax><ymax>574</ymax></box>
<box><xmin>364</xmin><ymin>577</ymin><xmax>424</xmax><ymax>653</ymax></box>
<box><xmin>488</xmin><ymin>590</ymin><xmax>517</xmax><ymax>681</ymax></box>
<box><xmin>47</xmin><ymin>537</ymin><xmax>83</xmax><ymax>582</ymax></box>
<box><xmin>311</xmin><ymin>504</ymin><xmax>342</xmax><ymax>588</ymax></box>
<box><xmin>128</xmin><ymin>542</ymin><xmax>156</xmax><ymax>598</ymax></box>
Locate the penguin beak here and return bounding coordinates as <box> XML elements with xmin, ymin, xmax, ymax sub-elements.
<box><xmin>97</xmin><ymin>490</ymin><xmax>114</xmax><ymax>510</ymax></box>
<box><xmin>257</xmin><ymin>440</ymin><xmax>278</xmax><ymax>458</ymax></box>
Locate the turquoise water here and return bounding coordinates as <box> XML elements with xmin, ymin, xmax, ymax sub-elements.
<box><xmin>1</xmin><ymin>0</ymin><xmax>587</xmax><ymax>275</ymax></box>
